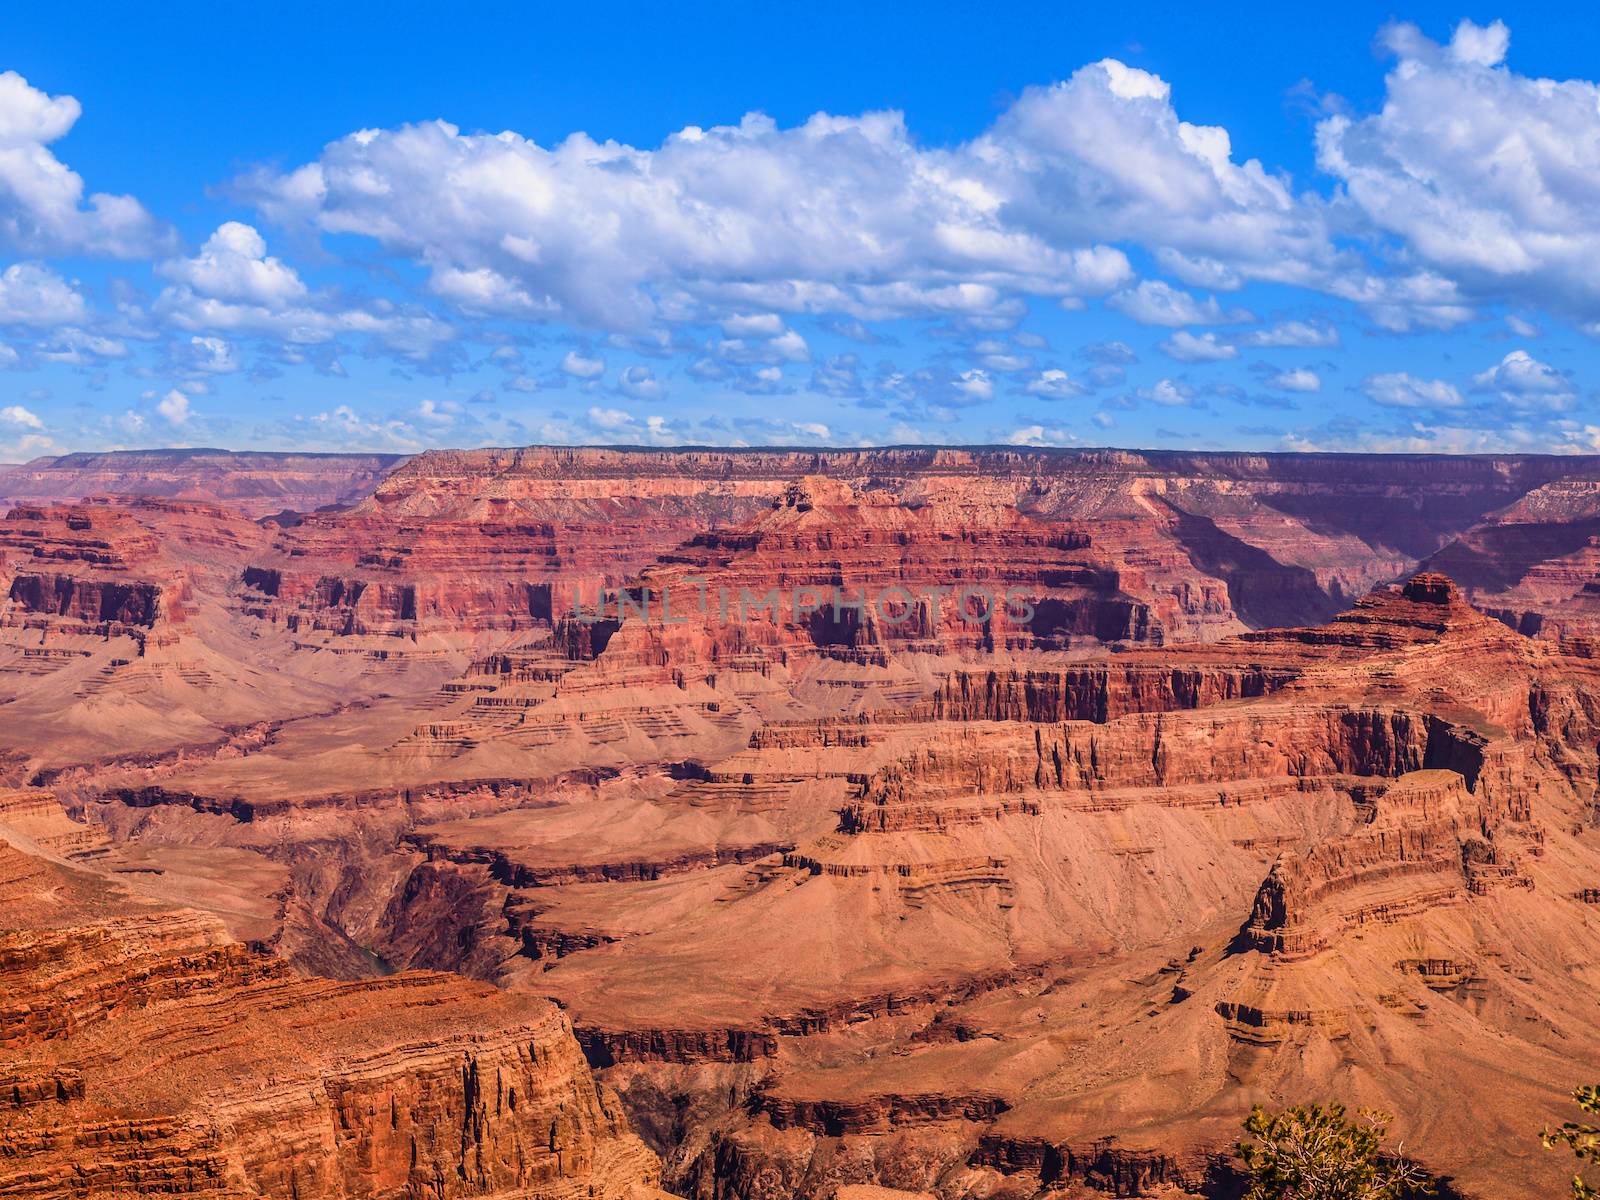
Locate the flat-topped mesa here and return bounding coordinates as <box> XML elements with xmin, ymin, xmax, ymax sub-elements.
<box><xmin>1403</xmin><ymin>571</ymin><xmax>1463</xmax><ymax>606</ymax></box>
<box><xmin>0</xmin><ymin>449</ymin><xmax>408</xmax><ymax>517</ymax></box>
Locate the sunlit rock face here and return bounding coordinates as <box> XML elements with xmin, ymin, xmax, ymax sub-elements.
<box><xmin>6</xmin><ymin>446</ymin><xmax>1600</xmax><ymax>1199</ymax></box>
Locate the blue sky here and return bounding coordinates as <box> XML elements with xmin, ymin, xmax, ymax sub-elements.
<box><xmin>6</xmin><ymin>2</ymin><xmax>1600</xmax><ymax>455</ymax></box>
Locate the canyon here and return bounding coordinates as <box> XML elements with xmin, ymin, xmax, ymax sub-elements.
<box><xmin>4</xmin><ymin>445</ymin><xmax>1600</xmax><ymax>1198</ymax></box>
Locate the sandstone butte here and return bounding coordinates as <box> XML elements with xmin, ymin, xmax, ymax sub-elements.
<box><xmin>2</xmin><ymin>446</ymin><xmax>1600</xmax><ymax>1198</ymax></box>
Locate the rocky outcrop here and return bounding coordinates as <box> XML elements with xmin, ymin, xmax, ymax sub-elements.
<box><xmin>1243</xmin><ymin>770</ymin><xmax>1474</xmax><ymax>958</ymax></box>
<box><xmin>7</xmin><ymin>572</ymin><xmax>161</xmax><ymax>626</ymax></box>
<box><xmin>0</xmin><ymin>835</ymin><xmax>663</xmax><ymax>1200</ymax></box>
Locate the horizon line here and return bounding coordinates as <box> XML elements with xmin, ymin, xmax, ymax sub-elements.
<box><xmin>7</xmin><ymin>443</ymin><xmax>1600</xmax><ymax>464</ymax></box>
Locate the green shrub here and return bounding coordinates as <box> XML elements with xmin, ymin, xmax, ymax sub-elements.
<box><xmin>1542</xmin><ymin>1085</ymin><xmax>1600</xmax><ymax>1200</ymax></box>
<box><xmin>1239</xmin><ymin>1102</ymin><xmax>1432</xmax><ymax>1199</ymax></box>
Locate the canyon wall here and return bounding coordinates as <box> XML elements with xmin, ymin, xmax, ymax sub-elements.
<box><xmin>5</xmin><ymin>448</ymin><xmax>1600</xmax><ymax>1199</ymax></box>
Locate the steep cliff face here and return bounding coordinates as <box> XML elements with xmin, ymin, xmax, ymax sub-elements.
<box><xmin>0</xmin><ymin>824</ymin><xmax>663</xmax><ymax>1200</ymax></box>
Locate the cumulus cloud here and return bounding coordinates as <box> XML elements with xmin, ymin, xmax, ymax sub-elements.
<box><xmin>1137</xmin><ymin>378</ymin><xmax>1196</xmax><ymax>407</ymax></box>
<box><xmin>1235</xmin><ymin>320</ymin><xmax>1339</xmax><ymax>348</ymax></box>
<box><xmin>1317</xmin><ymin>20</ymin><xmax>1600</xmax><ymax>324</ymax></box>
<box><xmin>1471</xmin><ymin>349</ymin><xmax>1574</xmax><ymax>407</ymax></box>
<box><xmin>1266</xmin><ymin>367</ymin><xmax>1320</xmax><ymax>393</ymax></box>
<box><xmin>1361</xmin><ymin>372</ymin><xmax>1464</xmax><ymax>409</ymax></box>
<box><xmin>154</xmin><ymin>223</ymin><xmax>452</xmax><ymax>358</ymax></box>
<box><xmin>0</xmin><ymin>71</ymin><xmax>167</xmax><ymax>257</ymax></box>
<box><xmin>156</xmin><ymin>388</ymin><xmax>190</xmax><ymax>425</ymax></box>
<box><xmin>0</xmin><ymin>262</ymin><xmax>87</xmax><ymax>325</ymax></box>
<box><xmin>1005</xmin><ymin>424</ymin><xmax>1074</xmax><ymax>447</ymax></box>
<box><xmin>1159</xmin><ymin>330</ymin><xmax>1236</xmax><ymax>362</ymax></box>
<box><xmin>36</xmin><ymin>326</ymin><xmax>125</xmax><ymax>363</ymax></box>
<box><xmin>158</xmin><ymin>222</ymin><xmax>308</xmax><ymax>307</ymax></box>
<box><xmin>721</xmin><ymin>313</ymin><xmax>785</xmax><ymax>338</ymax></box>
<box><xmin>953</xmin><ymin>368</ymin><xmax>993</xmax><ymax>402</ymax></box>
<box><xmin>618</xmin><ymin>364</ymin><xmax>664</xmax><ymax>400</ymax></box>
<box><xmin>293</xmin><ymin>405</ymin><xmax>428</xmax><ymax>452</ymax></box>
<box><xmin>1105</xmin><ymin>279</ymin><xmax>1252</xmax><ymax>326</ymax></box>
<box><xmin>586</xmin><ymin>405</ymin><xmax>636</xmax><ymax>433</ymax></box>
<box><xmin>561</xmin><ymin>350</ymin><xmax>605</xmax><ymax>379</ymax></box>
<box><xmin>231</xmin><ymin>52</ymin><xmax>1371</xmax><ymax>332</ymax></box>
<box><xmin>182</xmin><ymin>335</ymin><xmax>238</xmax><ymax>374</ymax></box>
<box><xmin>978</xmin><ymin>60</ymin><xmax>1338</xmax><ymax>288</ymax></box>
<box><xmin>0</xmin><ymin>403</ymin><xmax>42</xmax><ymax>428</ymax></box>
<box><xmin>1024</xmin><ymin>368</ymin><xmax>1086</xmax><ymax>399</ymax></box>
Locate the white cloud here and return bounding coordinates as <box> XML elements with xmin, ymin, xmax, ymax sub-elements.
<box><xmin>415</xmin><ymin>398</ymin><xmax>462</xmax><ymax>425</ymax></box>
<box><xmin>158</xmin><ymin>222</ymin><xmax>307</xmax><ymax>307</ymax></box>
<box><xmin>981</xmin><ymin>352</ymin><xmax>1031</xmax><ymax>372</ymax></box>
<box><xmin>1024</xmin><ymin>368</ymin><xmax>1086</xmax><ymax>399</ymax></box>
<box><xmin>1159</xmin><ymin>330</ymin><xmax>1236</xmax><ymax>362</ymax></box>
<box><xmin>156</xmin><ymin>388</ymin><xmax>190</xmax><ymax>425</ymax></box>
<box><xmin>586</xmin><ymin>404</ymin><xmax>634</xmax><ymax>431</ymax></box>
<box><xmin>561</xmin><ymin>350</ymin><xmax>605</xmax><ymax>379</ymax></box>
<box><xmin>1138</xmin><ymin>378</ymin><xmax>1196</xmax><ymax>406</ymax></box>
<box><xmin>1317</xmin><ymin>20</ymin><xmax>1600</xmax><ymax>324</ymax></box>
<box><xmin>1472</xmin><ymin>349</ymin><xmax>1573</xmax><ymax>407</ymax></box>
<box><xmin>185</xmin><ymin>335</ymin><xmax>238</xmax><ymax>374</ymax></box>
<box><xmin>35</xmin><ymin>326</ymin><xmax>125</xmax><ymax>364</ymax></box>
<box><xmin>0</xmin><ymin>431</ymin><xmax>52</xmax><ymax>460</ymax></box>
<box><xmin>1105</xmin><ymin>280</ymin><xmax>1251</xmax><ymax>327</ymax></box>
<box><xmin>769</xmin><ymin>328</ymin><xmax>810</xmax><ymax>362</ymax></box>
<box><xmin>0</xmin><ymin>403</ymin><xmax>42</xmax><ymax>428</ymax></box>
<box><xmin>1266</xmin><ymin>367</ymin><xmax>1320</xmax><ymax>393</ymax></box>
<box><xmin>1235</xmin><ymin>320</ymin><xmax>1339</xmax><ymax>348</ymax></box>
<box><xmin>1361</xmin><ymin>372</ymin><xmax>1464</xmax><ymax>409</ymax></box>
<box><xmin>0</xmin><ymin>263</ymin><xmax>87</xmax><ymax>325</ymax></box>
<box><xmin>210</xmin><ymin>33</ymin><xmax>1600</xmax><ymax>340</ymax></box>
<box><xmin>618</xmin><ymin>364</ymin><xmax>664</xmax><ymax>400</ymax></box>
<box><xmin>1004</xmin><ymin>424</ymin><xmax>1074</xmax><ymax>446</ymax></box>
<box><xmin>954</xmin><ymin>368</ymin><xmax>993</xmax><ymax>402</ymax></box>
<box><xmin>0</xmin><ymin>71</ymin><xmax>166</xmax><ymax>257</ymax></box>
<box><xmin>1448</xmin><ymin>18</ymin><xmax>1510</xmax><ymax>67</ymax></box>
<box><xmin>721</xmin><ymin>313</ymin><xmax>785</xmax><ymax>337</ymax></box>
<box><xmin>153</xmin><ymin>223</ymin><xmax>453</xmax><ymax>360</ymax></box>
<box><xmin>236</xmin><ymin>53</ymin><xmax>1365</xmax><ymax>332</ymax></box>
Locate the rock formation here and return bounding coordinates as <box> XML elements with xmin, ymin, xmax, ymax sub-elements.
<box><xmin>6</xmin><ymin>449</ymin><xmax>1600</xmax><ymax>1199</ymax></box>
<box><xmin>0</xmin><ymin>798</ymin><xmax>664</xmax><ymax>1199</ymax></box>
